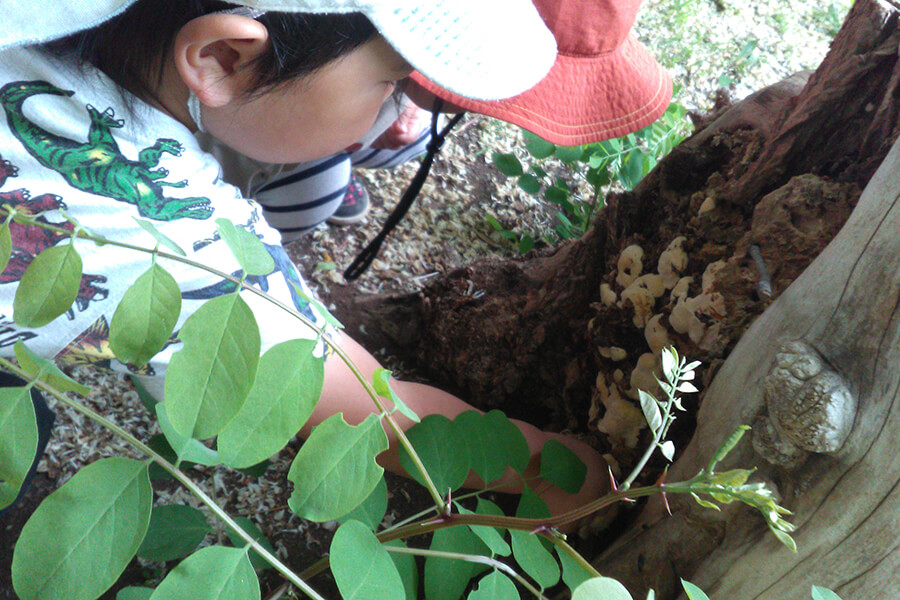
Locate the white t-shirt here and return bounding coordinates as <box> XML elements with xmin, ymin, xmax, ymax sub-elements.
<box><xmin>0</xmin><ymin>47</ymin><xmax>331</xmax><ymax>395</ymax></box>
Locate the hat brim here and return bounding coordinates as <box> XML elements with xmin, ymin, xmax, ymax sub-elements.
<box><xmin>412</xmin><ymin>35</ymin><xmax>673</xmax><ymax>146</ymax></box>
<box><xmin>368</xmin><ymin>0</ymin><xmax>557</xmax><ymax>102</ymax></box>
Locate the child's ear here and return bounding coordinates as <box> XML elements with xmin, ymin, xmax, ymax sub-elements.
<box><xmin>174</xmin><ymin>14</ymin><xmax>269</xmax><ymax>107</ymax></box>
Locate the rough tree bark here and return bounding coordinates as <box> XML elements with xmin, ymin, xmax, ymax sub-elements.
<box><xmin>335</xmin><ymin>1</ymin><xmax>900</xmax><ymax>597</ymax></box>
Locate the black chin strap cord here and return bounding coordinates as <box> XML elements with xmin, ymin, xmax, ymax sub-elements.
<box><xmin>343</xmin><ymin>98</ymin><xmax>465</xmax><ymax>281</ymax></box>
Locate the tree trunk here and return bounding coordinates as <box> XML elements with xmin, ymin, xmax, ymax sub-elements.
<box><xmin>335</xmin><ymin>0</ymin><xmax>900</xmax><ymax>596</ymax></box>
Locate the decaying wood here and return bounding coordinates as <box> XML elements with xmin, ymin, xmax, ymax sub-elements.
<box><xmin>593</xmin><ymin>1</ymin><xmax>900</xmax><ymax>597</ymax></box>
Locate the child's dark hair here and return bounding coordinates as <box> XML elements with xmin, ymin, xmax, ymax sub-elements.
<box><xmin>45</xmin><ymin>0</ymin><xmax>377</xmax><ymax>105</ymax></box>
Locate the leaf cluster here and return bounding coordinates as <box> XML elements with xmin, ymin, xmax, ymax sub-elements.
<box><xmin>488</xmin><ymin>103</ymin><xmax>690</xmax><ymax>252</ymax></box>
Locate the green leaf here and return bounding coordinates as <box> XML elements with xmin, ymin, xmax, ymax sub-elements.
<box><xmin>469</xmin><ymin>571</ymin><xmax>520</xmax><ymax>600</ymax></box>
<box><xmin>523</xmin><ymin>130</ymin><xmax>557</xmax><ymax>159</ymax></box>
<box><xmin>137</xmin><ymin>504</ymin><xmax>211</xmax><ymax>562</ymax></box>
<box><xmin>510</xmin><ymin>529</ymin><xmax>559</xmax><ymax>589</ymax></box>
<box><xmin>14</xmin><ymin>244</ymin><xmax>82</xmax><ymax>327</ymax></box>
<box><xmin>385</xmin><ymin>540</ymin><xmax>418</xmax><ymax>600</ymax></box>
<box><xmin>518</xmin><ymin>234</ymin><xmax>535</xmax><ymax>254</ymax></box>
<box><xmin>772</xmin><ymin>527</ymin><xmax>798</xmax><ymax>552</ymax></box>
<box><xmin>331</xmin><ymin>520</ymin><xmax>405</xmax><ymax>600</ymax></box>
<box><xmin>660</xmin><ymin>440</ymin><xmax>675</xmax><ymax>462</ymax></box>
<box><xmin>545</xmin><ymin>185</ymin><xmax>570</xmax><ymax>207</ymax></box>
<box><xmin>454</xmin><ymin>411</ymin><xmax>508</xmax><ymax>484</ymax></box>
<box><xmin>573</xmin><ymin>577</ymin><xmax>634</xmax><ymax>600</ymax></box>
<box><xmin>811</xmin><ymin>586</ymin><xmax>844</xmax><ymax>600</ymax></box>
<box><xmin>149</xmin><ymin>546</ymin><xmax>259</xmax><ymax>600</ymax></box>
<box><xmin>117</xmin><ymin>588</ymin><xmax>154</xmax><ymax>600</ymax></box>
<box><xmin>0</xmin><ymin>221</ymin><xmax>11</xmax><ymax>274</ymax></box>
<box><xmin>226</xmin><ymin>516</ymin><xmax>276</xmax><ymax>571</ymax></box>
<box><xmin>681</xmin><ymin>580</ymin><xmax>711</xmax><ymax>600</ymax></box>
<box><xmin>373</xmin><ymin>368</ymin><xmax>420</xmax><ymax>423</ymax></box>
<box><xmin>425</xmin><ymin>526</ymin><xmax>490</xmax><ymax>600</ymax></box>
<box><xmin>457</xmin><ymin>499</ymin><xmax>511</xmax><ymax>557</ymax></box>
<box><xmin>491</xmin><ymin>152</ymin><xmax>524</xmax><ymax>177</ymax></box>
<box><xmin>617</xmin><ymin>151</ymin><xmax>645</xmax><ymax>190</ymax></box>
<box><xmin>155</xmin><ymin>404</ymin><xmax>220</xmax><ymax>467</ymax></box>
<box><xmin>135</xmin><ymin>218</ymin><xmax>186</xmax><ymax>256</ymax></box>
<box><xmin>399</xmin><ymin>414</ymin><xmax>469</xmax><ymax>494</ymax></box>
<box><xmin>215</xmin><ymin>219</ymin><xmax>275</xmax><ymax>277</ymax></box>
<box><xmin>109</xmin><ymin>263</ymin><xmax>181</xmax><ymax>366</ymax></box>
<box><xmin>287</xmin><ymin>413</ymin><xmax>388</xmax><ymax>522</ymax></box>
<box><xmin>554</xmin><ymin>145</ymin><xmax>585</xmax><ymax>163</ymax></box>
<box><xmin>0</xmin><ymin>386</ymin><xmax>37</xmax><ymax>509</ymax></box>
<box><xmin>218</xmin><ymin>339</ymin><xmax>323</xmax><ymax>468</ymax></box>
<box><xmin>510</xmin><ymin>488</ymin><xmax>558</xmax><ymax>589</ymax></box>
<box><xmin>12</xmin><ymin>458</ymin><xmax>152</xmax><ymax>600</ymax></box>
<box><xmin>539</xmin><ymin>439</ymin><xmax>587</xmax><ymax>494</ymax></box>
<box><xmin>638</xmin><ymin>389</ymin><xmax>663</xmax><ymax>434</ymax></box>
<box><xmin>338</xmin><ymin>476</ymin><xmax>388</xmax><ymax>531</ymax></box>
<box><xmin>129</xmin><ymin>376</ymin><xmax>159</xmax><ymax>413</ymax></box>
<box><xmin>517</xmin><ymin>174</ymin><xmax>542</xmax><ymax>195</ymax></box>
<box><xmin>14</xmin><ymin>341</ymin><xmax>91</xmax><ymax>396</ymax></box>
<box><xmin>484</xmin><ymin>410</ymin><xmax>531</xmax><ymax>474</ymax></box>
<box><xmin>164</xmin><ymin>293</ymin><xmax>260</xmax><ymax>439</ymax></box>
<box><xmin>557</xmin><ymin>546</ymin><xmax>594</xmax><ymax>591</ymax></box>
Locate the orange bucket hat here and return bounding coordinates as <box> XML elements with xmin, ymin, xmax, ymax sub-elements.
<box><xmin>410</xmin><ymin>0</ymin><xmax>672</xmax><ymax>145</ymax></box>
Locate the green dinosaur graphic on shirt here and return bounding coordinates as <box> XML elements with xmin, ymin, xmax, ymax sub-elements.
<box><xmin>0</xmin><ymin>80</ymin><xmax>212</xmax><ymax>221</ymax></box>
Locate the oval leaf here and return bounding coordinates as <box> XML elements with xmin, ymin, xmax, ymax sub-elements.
<box><xmin>681</xmin><ymin>580</ymin><xmax>711</xmax><ymax>600</ymax></box>
<box><xmin>491</xmin><ymin>152</ymin><xmax>524</xmax><ymax>177</ymax></box>
<box><xmin>218</xmin><ymin>339</ymin><xmax>323</xmax><ymax>468</ymax></box>
<box><xmin>135</xmin><ymin>218</ymin><xmax>186</xmax><ymax>256</ymax></box>
<box><xmin>398</xmin><ymin>414</ymin><xmax>469</xmax><ymax>494</ymax></box>
<box><xmin>811</xmin><ymin>586</ymin><xmax>844</xmax><ymax>600</ymax></box>
<box><xmin>12</xmin><ymin>458</ymin><xmax>152</xmax><ymax>600</ymax></box>
<box><xmin>539</xmin><ymin>439</ymin><xmax>587</xmax><ymax>494</ymax></box>
<box><xmin>215</xmin><ymin>219</ymin><xmax>274</xmax><ymax>277</ymax></box>
<box><xmin>287</xmin><ymin>413</ymin><xmax>388</xmax><ymax>522</ymax></box>
<box><xmin>149</xmin><ymin>546</ymin><xmax>259</xmax><ymax>600</ymax></box>
<box><xmin>557</xmin><ymin>546</ymin><xmax>593</xmax><ymax>591</ymax></box>
<box><xmin>155</xmin><ymin>403</ymin><xmax>220</xmax><ymax>466</ymax></box>
<box><xmin>117</xmin><ymin>588</ymin><xmax>154</xmax><ymax>600</ymax></box>
<box><xmin>337</xmin><ymin>477</ymin><xmax>388</xmax><ymax>531</ymax></box>
<box><xmin>109</xmin><ymin>263</ymin><xmax>181</xmax><ymax>366</ymax></box>
<box><xmin>385</xmin><ymin>540</ymin><xmax>418</xmax><ymax>600</ymax></box>
<box><xmin>638</xmin><ymin>389</ymin><xmax>663</xmax><ymax>434</ymax></box>
<box><xmin>13</xmin><ymin>243</ymin><xmax>82</xmax><ymax>327</ymax></box>
<box><xmin>511</xmin><ymin>487</ymin><xmax>559</xmax><ymax>589</ymax></box>
<box><xmin>137</xmin><ymin>504</ymin><xmax>211</xmax><ymax>562</ymax></box>
<box><xmin>573</xmin><ymin>577</ymin><xmax>634</xmax><ymax>600</ymax></box>
<box><xmin>373</xmin><ymin>368</ymin><xmax>419</xmax><ymax>423</ymax></box>
<box><xmin>164</xmin><ymin>293</ymin><xmax>260</xmax><ymax>439</ymax></box>
<box><xmin>485</xmin><ymin>410</ymin><xmax>530</xmax><ymax>473</ymax></box>
<box><xmin>454</xmin><ymin>411</ymin><xmax>511</xmax><ymax>484</ymax></box>
<box><xmin>457</xmin><ymin>499</ymin><xmax>510</xmax><ymax>557</ymax></box>
<box><xmin>14</xmin><ymin>340</ymin><xmax>91</xmax><ymax>396</ymax></box>
<box><xmin>469</xmin><ymin>571</ymin><xmax>520</xmax><ymax>600</ymax></box>
<box><xmin>331</xmin><ymin>520</ymin><xmax>405</xmax><ymax>600</ymax></box>
<box><xmin>0</xmin><ymin>386</ymin><xmax>37</xmax><ymax>509</ymax></box>
<box><xmin>425</xmin><ymin>526</ymin><xmax>490</xmax><ymax>600</ymax></box>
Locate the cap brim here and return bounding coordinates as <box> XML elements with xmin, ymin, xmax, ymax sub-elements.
<box><xmin>412</xmin><ymin>35</ymin><xmax>673</xmax><ymax>146</ymax></box>
<box><xmin>368</xmin><ymin>0</ymin><xmax>557</xmax><ymax>102</ymax></box>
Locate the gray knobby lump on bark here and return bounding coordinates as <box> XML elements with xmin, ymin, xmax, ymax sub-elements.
<box><xmin>752</xmin><ymin>340</ymin><xmax>856</xmax><ymax>468</ymax></box>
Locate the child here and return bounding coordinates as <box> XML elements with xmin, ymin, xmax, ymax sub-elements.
<box><xmin>0</xmin><ymin>0</ymin><xmax>605</xmax><ymax>516</ymax></box>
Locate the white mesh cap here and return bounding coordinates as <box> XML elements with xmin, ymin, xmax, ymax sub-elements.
<box><xmin>1</xmin><ymin>0</ymin><xmax>556</xmax><ymax>101</ymax></box>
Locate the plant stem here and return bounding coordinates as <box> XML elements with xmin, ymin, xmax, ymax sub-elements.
<box><xmin>1</xmin><ymin>207</ymin><xmax>446</xmax><ymax>511</ymax></box>
<box><xmin>0</xmin><ymin>358</ymin><xmax>328</xmax><ymax>600</ymax></box>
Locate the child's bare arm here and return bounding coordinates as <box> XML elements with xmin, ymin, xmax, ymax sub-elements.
<box><xmin>302</xmin><ymin>331</ymin><xmax>609</xmax><ymax>518</ymax></box>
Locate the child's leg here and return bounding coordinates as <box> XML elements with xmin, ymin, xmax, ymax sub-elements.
<box><xmin>303</xmin><ymin>331</ymin><xmax>609</xmax><ymax>519</ymax></box>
